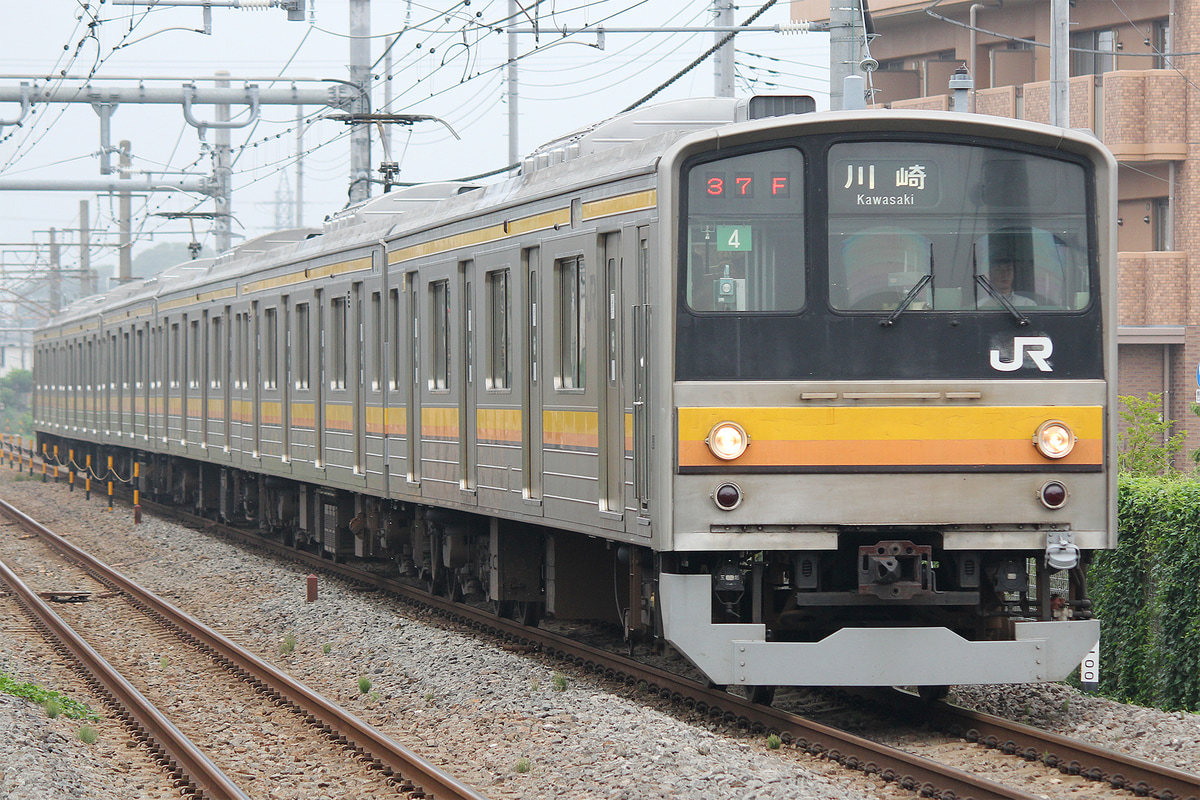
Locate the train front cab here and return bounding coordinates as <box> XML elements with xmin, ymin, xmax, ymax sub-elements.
<box><xmin>655</xmin><ymin>111</ymin><xmax>1117</xmax><ymax>689</ymax></box>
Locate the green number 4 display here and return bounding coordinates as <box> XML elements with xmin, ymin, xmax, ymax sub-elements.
<box><xmin>716</xmin><ymin>225</ymin><xmax>752</xmax><ymax>252</ymax></box>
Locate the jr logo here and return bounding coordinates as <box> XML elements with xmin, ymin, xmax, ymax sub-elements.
<box><xmin>990</xmin><ymin>336</ymin><xmax>1053</xmax><ymax>372</ymax></box>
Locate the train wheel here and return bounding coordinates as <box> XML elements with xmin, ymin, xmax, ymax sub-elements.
<box><xmin>513</xmin><ymin>600</ymin><xmax>542</xmax><ymax>628</ymax></box>
<box><xmin>488</xmin><ymin>598</ymin><xmax>512</xmax><ymax>618</ymax></box>
<box><xmin>917</xmin><ymin>685</ymin><xmax>949</xmax><ymax>703</ymax></box>
<box><xmin>747</xmin><ymin>685</ymin><xmax>776</xmax><ymax>706</ymax></box>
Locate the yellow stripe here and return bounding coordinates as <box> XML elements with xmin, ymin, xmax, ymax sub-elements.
<box><xmin>678</xmin><ymin>405</ymin><xmax>1104</xmax><ymax>468</ymax></box>
<box><xmin>543</xmin><ymin>409</ymin><xmax>599</xmax><ymax>449</ymax></box>
<box><xmin>325</xmin><ymin>403</ymin><xmax>354</xmax><ymax>431</ymax></box>
<box><xmin>477</xmin><ymin>407</ymin><xmax>522</xmax><ymax>443</ymax></box>
<box><xmin>159</xmin><ymin>286</ymin><xmax>238</xmax><ymax>313</ymax></box>
<box><xmin>389</xmin><ymin>189</ymin><xmax>657</xmax><ymax>266</ymax></box>
<box><xmin>422</xmin><ymin>406</ymin><xmax>460</xmax><ymax>438</ymax></box>
<box><xmin>582</xmin><ymin>190</ymin><xmax>656</xmax><ymax>221</ymax></box>
<box><xmin>242</xmin><ymin>255</ymin><xmax>373</xmax><ymax>295</ymax></box>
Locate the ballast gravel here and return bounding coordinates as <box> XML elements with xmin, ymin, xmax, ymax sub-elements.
<box><xmin>0</xmin><ymin>469</ymin><xmax>1198</xmax><ymax>799</ymax></box>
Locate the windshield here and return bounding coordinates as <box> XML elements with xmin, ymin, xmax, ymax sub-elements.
<box><xmin>828</xmin><ymin>142</ymin><xmax>1091</xmax><ymax>313</ymax></box>
<box><xmin>684</xmin><ymin>147</ymin><xmax>805</xmax><ymax>312</ymax></box>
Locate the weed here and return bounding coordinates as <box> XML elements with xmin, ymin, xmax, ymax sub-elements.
<box><xmin>279</xmin><ymin>632</ymin><xmax>297</xmax><ymax>656</ymax></box>
<box><xmin>1061</xmin><ymin>698</ymin><xmax>1070</xmax><ymax>712</ymax></box>
<box><xmin>322</xmin><ymin>643</ymin><xmax>332</xmax><ymax>655</ymax></box>
<box><xmin>358</xmin><ymin>676</ymin><xmax>372</xmax><ymax>695</ymax></box>
<box><xmin>529</xmin><ymin>678</ymin><xmax>541</xmax><ymax>692</ymax></box>
<box><xmin>0</xmin><ymin>671</ymin><xmax>99</xmax><ymax>721</ymax></box>
<box><xmin>78</xmin><ymin>725</ymin><xmax>99</xmax><ymax>744</ymax></box>
<box><xmin>424</xmin><ymin>691</ymin><xmax>435</xmax><ymax>703</ymax></box>
<box><xmin>43</xmin><ymin>699</ymin><xmax>62</xmax><ymax>719</ymax></box>
<box><xmin>551</xmin><ymin>672</ymin><xmax>567</xmax><ymax>692</ymax></box>
<box><xmin>514</xmin><ymin>757</ymin><xmax>531</xmax><ymax>774</ymax></box>
<box><xmin>766</xmin><ymin>734</ymin><xmax>782</xmax><ymax>750</ymax></box>
<box><xmin>159</xmin><ymin>656</ymin><xmax>169</xmax><ymax>669</ymax></box>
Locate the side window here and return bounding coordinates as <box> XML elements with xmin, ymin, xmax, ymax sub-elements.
<box><xmin>263</xmin><ymin>307</ymin><xmax>278</xmax><ymax>389</ymax></box>
<box><xmin>370</xmin><ymin>291</ymin><xmax>382</xmax><ymax>391</ymax></box>
<box><xmin>557</xmin><ymin>256</ymin><xmax>585</xmax><ymax>390</ymax></box>
<box><xmin>330</xmin><ymin>296</ymin><xmax>347</xmax><ymax>390</ymax></box>
<box><xmin>430</xmin><ymin>280</ymin><xmax>450</xmax><ymax>391</ymax></box>
<box><xmin>209</xmin><ymin>315</ymin><xmax>223</xmax><ymax>389</ymax></box>
<box><xmin>487</xmin><ymin>269</ymin><xmax>511</xmax><ymax>390</ymax></box>
<box><xmin>170</xmin><ymin>322</ymin><xmax>181</xmax><ymax>389</ymax></box>
<box><xmin>189</xmin><ymin>320</ymin><xmax>201</xmax><ymax>389</ymax></box>
<box><xmin>295</xmin><ymin>303</ymin><xmax>310</xmax><ymax>390</ymax></box>
<box><xmin>389</xmin><ymin>288</ymin><xmax>401</xmax><ymax>390</ymax></box>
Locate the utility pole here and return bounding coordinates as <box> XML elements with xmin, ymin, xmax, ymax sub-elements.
<box><xmin>1049</xmin><ymin>0</ymin><xmax>1070</xmax><ymax>127</ymax></box>
<box><xmin>49</xmin><ymin>229</ymin><xmax>61</xmax><ymax>314</ymax></box>
<box><xmin>829</xmin><ymin>0</ymin><xmax>867</xmax><ymax>110</ymax></box>
<box><xmin>507</xmin><ymin>0</ymin><xmax>520</xmax><ymax>171</ymax></box>
<box><xmin>119</xmin><ymin>141</ymin><xmax>133</xmax><ymax>284</ymax></box>
<box><xmin>214</xmin><ymin>71</ymin><xmax>234</xmax><ymax>253</ymax></box>
<box><xmin>295</xmin><ymin>105</ymin><xmax>305</xmax><ymax>228</ymax></box>
<box><xmin>714</xmin><ymin>0</ymin><xmax>735</xmax><ymax>97</ymax></box>
<box><xmin>79</xmin><ymin>201</ymin><xmax>92</xmax><ymax>297</ymax></box>
<box><xmin>349</xmin><ymin>0</ymin><xmax>372</xmax><ymax>204</ymax></box>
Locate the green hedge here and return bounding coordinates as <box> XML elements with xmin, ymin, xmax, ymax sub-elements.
<box><xmin>1089</xmin><ymin>475</ymin><xmax>1200</xmax><ymax>710</ymax></box>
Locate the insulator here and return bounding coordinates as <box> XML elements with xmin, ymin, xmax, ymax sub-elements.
<box><xmin>778</xmin><ymin>20</ymin><xmax>813</xmax><ymax>34</ymax></box>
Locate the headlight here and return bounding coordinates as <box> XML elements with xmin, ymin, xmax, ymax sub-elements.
<box><xmin>706</xmin><ymin>421</ymin><xmax>749</xmax><ymax>460</ymax></box>
<box><xmin>1034</xmin><ymin>420</ymin><xmax>1076</xmax><ymax>459</ymax></box>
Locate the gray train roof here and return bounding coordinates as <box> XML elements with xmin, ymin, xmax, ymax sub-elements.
<box><xmin>40</xmin><ymin>95</ymin><xmax>817</xmax><ymax>333</ymax></box>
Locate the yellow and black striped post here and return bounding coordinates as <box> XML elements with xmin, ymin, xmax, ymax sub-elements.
<box><xmin>41</xmin><ymin>444</ymin><xmax>47</xmax><ymax>483</ymax></box>
<box><xmin>68</xmin><ymin>449</ymin><xmax>75</xmax><ymax>492</ymax></box>
<box><xmin>107</xmin><ymin>456</ymin><xmax>114</xmax><ymax>511</ymax></box>
<box><xmin>52</xmin><ymin>445</ymin><xmax>59</xmax><ymax>483</ymax></box>
<box><xmin>85</xmin><ymin>454</ymin><xmax>91</xmax><ymax>500</ymax></box>
<box><xmin>133</xmin><ymin>462</ymin><xmax>141</xmax><ymax>524</ymax></box>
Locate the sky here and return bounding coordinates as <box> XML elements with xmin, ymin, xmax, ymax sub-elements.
<box><xmin>0</xmin><ymin>0</ymin><xmax>831</xmax><ymax>285</ymax></box>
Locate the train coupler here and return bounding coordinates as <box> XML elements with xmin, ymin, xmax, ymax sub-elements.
<box><xmin>858</xmin><ymin>540</ymin><xmax>932</xmax><ymax>600</ymax></box>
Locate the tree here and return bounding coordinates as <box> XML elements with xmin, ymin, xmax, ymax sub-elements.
<box><xmin>1118</xmin><ymin>393</ymin><xmax>1186</xmax><ymax>476</ymax></box>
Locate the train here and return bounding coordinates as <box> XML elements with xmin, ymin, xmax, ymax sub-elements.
<box><xmin>33</xmin><ymin>95</ymin><xmax>1116</xmax><ymax>696</ymax></box>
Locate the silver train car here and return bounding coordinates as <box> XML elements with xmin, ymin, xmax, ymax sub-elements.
<box><xmin>34</xmin><ymin>96</ymin><xmax>1116</xmax><ymax>693</ymax></box>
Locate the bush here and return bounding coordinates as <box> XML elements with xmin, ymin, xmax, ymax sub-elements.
<box><xmin>1090</xmin><ymin>475</ymin><xmax>1200</xmax><ymax>710</ymax></box>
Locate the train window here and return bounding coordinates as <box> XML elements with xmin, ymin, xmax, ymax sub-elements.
<box><xmin>828</xmin><ymin>141</ymin><xmax>1092</xmax><ymax>312</ymax></box>
<box><xmin>557</xmin><ymin>256</ymin><xmax>585</xmax><ymax>390</ymax></box>
<box><xmin>296</xmin><ymin>303</ymin><xmax>310</xmax><ymax>390</ymax></box>
<box><xmin>487</xmin><ymin>269</ymin><xmax>511</xmax><ymax>391</ymax></box>
<box><xmin>370</xmin><ymin>291</ymin><xmax>382</xmax><ymax>392</ymax></box>
<box><xmin>170</xmin><ymin>323</ymin><xmax>181</xmax><ymax>389</ymax></box>
<box><xmin>684</xmin><ymin>147</ymin><xmax>805</xmax><ymax>312</ymax></box>
<box><xmin>331</xmin><ymin>296</ymin><xmax>347</xmax><ymax>390</ymax></box>
<box><xmin>189</xmin><ymin>320</ymin><xmax>201</xmax><ymax>389</ymax></box>
<box><xmin>209</xmin><ymin>316</ymin><xmax>222</xmax><ymax>390</ymax></box>
<box><xmin>263</xmin><ymin>308</ymin><xmax>278</xmax><ymax>390</ymax></box>
<box><xmin>389</xmin><ymin>289</ymin><xmax>401</xmax><ymax>391</ymax></box>
<box><xmin>431</xmin><ymin>280</ymin><xmax>450</xmax><ymax>391</ymax></box>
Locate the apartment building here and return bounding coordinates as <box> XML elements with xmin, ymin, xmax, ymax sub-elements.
<box><xmin>793</xmin><ymin>0</ymin><xmax>1193</xmax><ymax>459</ymax></box>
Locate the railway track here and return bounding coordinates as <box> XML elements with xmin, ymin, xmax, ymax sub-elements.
<box><xmin>119</xmin><ymin>494</ymin><xmax>1200</xmax><ymax>800</ymax></box>
<box><xmin>0</xmin><ymin>495</ymin><xmax>489</xmax><ymax>800</ymax></box>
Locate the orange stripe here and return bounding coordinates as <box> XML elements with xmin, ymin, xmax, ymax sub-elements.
<box><xmin>679</xmin><ymin>437</ymin><xmax>1103</xmax><ymax>468</ymax></box>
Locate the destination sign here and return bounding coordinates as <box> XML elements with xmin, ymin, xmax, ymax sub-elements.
<box><xmin>833</xmin><ymin>159</ymin><xmax>940</xmax><ymax>210</ymax></box>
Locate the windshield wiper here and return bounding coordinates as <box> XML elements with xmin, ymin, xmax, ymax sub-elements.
<box><xmin>880</xmin><ymin>273</ymin><xmax>932</xmax><ymax>327</ymax></box>
<box><xmin>974</xmin><ymin>274</ymin><xmax>1030</xmax><ymax>326</ymax></box>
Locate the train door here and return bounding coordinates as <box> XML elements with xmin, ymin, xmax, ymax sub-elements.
<box><xmin>406</xmin><ymin>272</ymin><xmax>421</xmax><ymax>486</ymax></box>
<box><xmin>523</xmin><ymin>247</ymin><xmax>543</xmax><ymax>504</ymax></box>
<box><xmin>281</xmin><ymin>297</ymin><xmax>292</xmax><ymax>462</ymax></box>
<box><xmin>600</xmin><ymin>232</ymin><xmax>624</xmax><ymax>517</ymax></box>
<box><xmin>251</xmin><ymin>301</ymin><xmax>262</xmax><ymax>459</ymax></box>
<box><xmin>353</xmin><ymin>281</ymin><xmax>366</xmax><ymax>476</ymax></box>
<box><xmin>315</xmin><ymin>288</ymin><xmax>326</xmax><ymax>468</ymax></box>
<box><xmin>460</xmin><ymin>260</ymin><xmax>477</xmax><ymax>499</ymax></box>
<box><xmin>632</xmin><ymin>226</ymin><xmax>652</xmax><ymax>526</ymax></box>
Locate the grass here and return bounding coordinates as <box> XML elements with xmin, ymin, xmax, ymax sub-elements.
<box><xmin>279</xmin><ymin>632</ymin><xmax>297</xmax><ymax>656</ymax></box>
<box><xmin>358</xmin><ymin>676</ymin><xmax>372</xmax><ymax>694</ymax></box>
<box><xmin>551</xmin><ymin>672</ymin><xmax>567</xmax><ymax>692</ymax></box>
<box><xmin>0</xmin><ymin>671</ymin><xmax>99</xmax><ymax>721</ymax></box>
<box><xmin>766</xmin><ymin>733</ymin><xmax>782</xmax><ymax>750</ymax></box>
<box><xmin>514</xmin><ymin>757</ymin><xmax>531</xmax><ymax>773</ymax></box>
<box><xmin>43</xmin><ymin>698</ymin><xmax>62</xmax><ymax>719</ymax></box>
<box><xmin>322</xmin><ymin>643</ymin><xmax>332</xmax><ymax>655</ymax></box>
<box><xmin>78</xmin><ymin>725</ymin><xmax>99</xmax><ymax>744</ymax></box>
